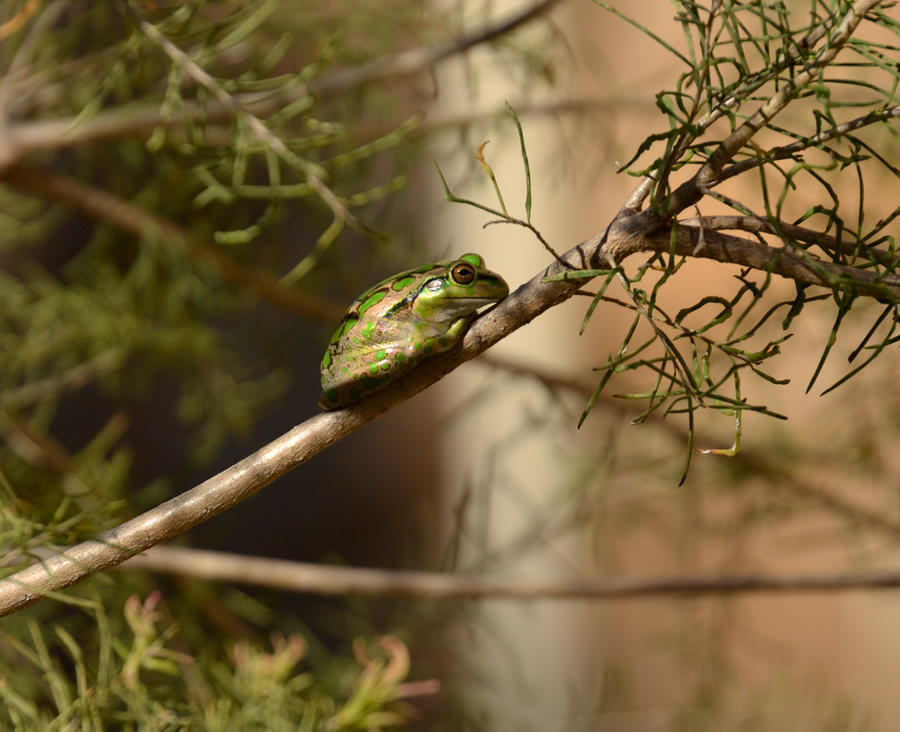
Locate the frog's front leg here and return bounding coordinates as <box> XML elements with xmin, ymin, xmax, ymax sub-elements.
<box><xmin>422</xmin><ymin>316</ymin><xmax>473</xmax><ymax>356</ymax></box>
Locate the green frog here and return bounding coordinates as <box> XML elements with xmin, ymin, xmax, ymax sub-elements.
<box><xmin>319</xmin><ymin>253</ymin><xmax>509</xmax><ymax>409</ymax></box>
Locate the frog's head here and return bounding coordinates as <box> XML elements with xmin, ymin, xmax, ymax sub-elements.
<box><xmin>411</xmin><ymin>253</ymin><xmax>509</xmax><ymax>322</ymax></box>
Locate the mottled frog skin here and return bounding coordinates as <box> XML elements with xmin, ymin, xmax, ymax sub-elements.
<box><xmin>319</xmin><ymin>253</ymin><xmax>509</xmax><ymax>409</ymax></box>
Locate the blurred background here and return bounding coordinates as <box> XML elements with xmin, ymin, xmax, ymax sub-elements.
<box><xmin>2</xmin><ymin>1</ymin><xmax>900</xmax><ymax>729</ymax></box>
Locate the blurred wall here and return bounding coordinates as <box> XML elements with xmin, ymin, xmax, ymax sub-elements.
<box><xmin>433</xmin><ymin>1</ymin><xmax>900</xmax><ymax>729</ymax></box>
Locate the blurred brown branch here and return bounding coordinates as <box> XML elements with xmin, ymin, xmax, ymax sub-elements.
<box><xmin>122</xmin><ymin>545</ymin><xmax>900</xmax><ymax>599</ymax></box>
<box><xmin>478</xmin><ymin>353</ymin><xmax>900</xmax><ymax>543</ymax></box>
<box><xmin>3</xmin><ymin>165</ymin><xmax>343</xmax><ymax>321</ymax></box>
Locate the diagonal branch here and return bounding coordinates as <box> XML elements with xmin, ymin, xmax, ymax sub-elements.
<box><xmin>3</xmin><ymin>187</ymin><xmax>900</xmax><ymax>618</ymax></box>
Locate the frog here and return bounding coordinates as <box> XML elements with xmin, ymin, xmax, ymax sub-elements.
<box><xmin>319</xmin><ymin>253</ymin><xmax>509</xmax><ymax>409</ymax></box>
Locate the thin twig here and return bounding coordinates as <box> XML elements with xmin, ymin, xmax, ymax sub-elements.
<box><xmin>719</xmin><ymin>105</ymin><xmax>900</xmax><ymax>183</ymax></box>
<box><xmin>0</xmin><ymin>348</ymin><xmax>126</xmax><ymax>409</ymax></box>
<box><xmin>310</xmin><ymin>0</ymin><xmax>564</xmax><ymax>96</ymax></box>
<box><xmin>0</xmin><ymin>0</ymin><xmax>41</xmax><ymax>41</ymax></box>
<box><xmin>121</xmin><ymin>545</ymin><xmax>900</xmax><ymax>599</ymax></box>
<box><xmin>0</xmin><ymin>411</ymin><xmax>124</xmax><ymax>513</ymax></box>
<box><xmin>125</xmin><ymin>5</ymin><xmax>357</xmax><ymax>231</ymax></box>
<box><xmin>0</xmin><ymin>0</ymin><xmax>67</xmax><ymax>119</ymax></box>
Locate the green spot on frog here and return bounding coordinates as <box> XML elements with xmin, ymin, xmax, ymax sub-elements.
<box><xmin>358</xmin><ymin>289</ymin><xmax>387</xmax><ymax>315</ymax></box>
<box><xmin>318</xmin><ymin>253</ymin><xmax>509</xmax><ymax>409</ymax></box>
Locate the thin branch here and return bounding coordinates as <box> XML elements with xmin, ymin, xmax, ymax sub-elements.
<box><xmin>3</xmin><ymin>165</ymin><xmax>344</xmax><ymax>322</ymax></box>
<box><xmin>654</xmin><ymin>224</ymin><xmax>900</xmax><ymax>300</ymax></box>
<box><xmin>0</xmin><ymin>411</ymin><xmax>122</xmax><ymax>513</ymax></box>
<box><xmin>719</xmin><ymin>105</ymin><xmax>900</xmax><ymax>183</ymax></box>
<box><xmin>680</xmin><ymin>214</ymin><xmax>896</xmax><ymax>264</ymax></box>
<box><xmin>620</xmin><ymin>174</ymin><xmax>654</xmax><ymax>215</ymax></box>
<box><xmin>410</xmin><ymin>97</ymin><xmax>627</xmax><ymax>135</ymax></box>
<box><xmin>479</xmin><ymin>352</ymin><xmax>900</xmax><ymax>542</ymax></box>
<box><xmin>122</xmin><ymin>545</ymin><xmax>900</xmax><ymax>599</ymax></box>
<box><xmin>0</xmin><ymin>0</ymin><xmax>66</xmax><ymax>116</ymax></box>
<box><xmin>0</xmin><ymin>348</ymin><xmax>126</xmax><ymax>409</ymax></box>
<box><xmin>0</xmin><ymin>0</ymin><xmax>41</xmax><ymax>41</ymax></box>
<box><xmin>309</xmin><ymin>0</ymin><xmax>564</xmax><ymax>97</ymax></box>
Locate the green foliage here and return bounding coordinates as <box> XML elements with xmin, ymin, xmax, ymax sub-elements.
<box><xmin>0</xmin><ymin>591</ymin><xmax>427</xmax><ymax>730</ymax></box>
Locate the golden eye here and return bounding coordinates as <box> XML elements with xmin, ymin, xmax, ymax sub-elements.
<box><xmin>451</xmin><ymin>262</ymin><xmax>475</xmax><ymax>285</ymax></box>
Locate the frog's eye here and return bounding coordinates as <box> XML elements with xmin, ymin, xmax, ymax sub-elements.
<box><xmin>451</xmin><ymin>262</ymin><xmax>476</xmax><ymax>285</ymax></box>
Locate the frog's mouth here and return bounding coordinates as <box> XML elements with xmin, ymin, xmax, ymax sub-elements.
<box><xmin>434</xmin><ymin>296</ymin><xmax>503</xmax><ymax>319</ymax></box>
<box><xmin>450</xmin><ymin>295</ymin><xmax>501</xmax><ymax>306</ymax></box>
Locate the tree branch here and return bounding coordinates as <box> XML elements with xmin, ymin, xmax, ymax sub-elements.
<box><xmin>309</xmin><ymin>0</ymin><xmax>564</xmax><ymax>97</ymax></box>
<box><xmin>1</xmin><ymin>348</ymin><xmax>125</xmax><ymax>409</ymax></box>
<box><xmin>719</xmin><ymin>104</ymin><xmax>900</xmax><ymax>183</ymax></box>
<box><xmin>680</xmin><ymin>215</ymin><xmax>896</xmax><ymax>265</ymax></box>
<box><xmin>121</xmin><ymin>545</ymin><xmax>900</xmax><ymax>599</ymax></box>
<box><xmin>2</xmin><ymin>194</ymin><xmax>898</xmax><ymax>617</ymax></box>
<box><xmin>649</xmin><ymin>224</ymin><xmax>900</xmax><ymax>300</ymax></box>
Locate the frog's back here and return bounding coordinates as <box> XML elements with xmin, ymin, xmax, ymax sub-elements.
<box><xmin>319</xmin><ymin>262</ymin><xmax>448</xmax><ymax>408</ymax></box>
